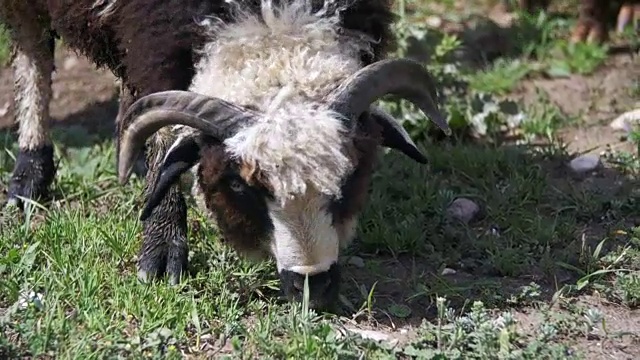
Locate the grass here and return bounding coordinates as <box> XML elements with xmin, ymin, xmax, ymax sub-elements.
<box><xmin>0</xmin><ymin>23</ymin><xmax>10</xmax><ymax>66</ymax></box>
<box><xmin>2</xmin><ymin>0</ymin><xmax>640</xmax><ymax>358</ymax></box>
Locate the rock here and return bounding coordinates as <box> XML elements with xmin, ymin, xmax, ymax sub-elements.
<box><xmin>441</xmin><ymin>268</ymin><xmax>457</xmax><ymax>275</ymax></box>
<box><xmin>569</xmin><ymin>154</ymin><xmax>601</xmax><ymax>174</ymax></box>
<box><xmin>446</xmin><ymin>198</ymin><xmax>479</xmax><ymax>224</ymax></box>
<box><xmin>610</xmin><ymin>108</ymin><xmax>640</xmax><ymax>134</ymax></box>
<box><xmin>0</xmin><ymin>102</ymin><xmax>9</xmax><ymax>117</ymax></box>
<box><xmin>347</xmin><ymin>256</ymin><xmax>365</xmax><ymax>268</ymax></box>
<box><xmin>344</xmin><ymin>328</ymin><xmax>399</xmax><ymax>346</ymax></box>
<box><xmin>425</xmin><ymin>16</ymin><xmax>442</xmax><ymax>28</ymax></box>
<box><xmin>63</xmin><ymin>56</ymin><xmax>80</xmax><ymax>71</ymax></box>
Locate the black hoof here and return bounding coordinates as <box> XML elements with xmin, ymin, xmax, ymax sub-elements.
<box><xmin>6</xmin><ymin>145</ymin><xmax>56</xmax><ymax>208</ymax></box>
<box><xmin>137</xmin><ymin>222</ymin><xmax>189</xmax><ymax>285</ymax></box>
<box><xmin>137</xmin><ymin>239</ymin><xmax>189</xmax><ymax>286</ymax></box>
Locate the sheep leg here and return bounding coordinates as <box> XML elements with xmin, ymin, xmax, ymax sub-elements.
<box><xmin>114</xmin><ymin>87</ymin><xmax>185</xmax><ymax>284</ymax></box>
<box><xmin>616</xmin><ymin>2</ymin><xmax>640</xmax><ymax>33</ymax></box>
<box><xmin>136</xmin><ymin>135</ymin><xmax>189</xmax><ymax>285</ymax></box>
<box><xmin>5</xmin><ymin>15</ymin><xmax>56</xmax><ymax>208</ymax></box>
<box><xmin>570</xmin><ymin>0</ymin><xmax>610</xmax><ymax>43</ymax></box>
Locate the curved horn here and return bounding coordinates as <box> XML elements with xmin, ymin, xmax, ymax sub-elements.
<box><xmin>328</xmin><ymin>58</ymin><xmax>451</xmax><ymax>135</ymax></box>
<box><xmin>118</xmin><ymin>90</ymin><xmax>259</xmax><ymax>185</ymax></box>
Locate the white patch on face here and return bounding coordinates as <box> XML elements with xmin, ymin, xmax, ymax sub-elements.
<box><xmin>267</xmin><ymin>187</ymin><xmax>339</xmax><ymax>275</ymax></box>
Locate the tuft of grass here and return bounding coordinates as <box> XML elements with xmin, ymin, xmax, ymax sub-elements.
<box><xmin>0</xmin><ymin>23</ymin><xmax>10</xmax><ymax>66</ymax></box>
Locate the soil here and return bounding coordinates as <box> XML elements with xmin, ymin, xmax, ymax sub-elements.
<box><xmin>0</xmin><ymin>25</ymin><xmax>639</xmax><ymax>359</ymax></box>
<box><xmin>0</xmin><ymin>47</ymin><xmax>119</xmax><ymax>138</ymax></box>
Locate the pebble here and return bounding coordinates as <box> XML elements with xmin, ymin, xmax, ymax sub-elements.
<box><xmin>569</xmin><ymin>154</ymin><xmax>601</xmax><ymax>174</ymax></box>
<box><xmin>441</xmin><ymin>268</ymin><xmax>457</xmax><ymax>275</ymax></box>
<box><xmin>347</xmin><ymin>256</ymin><xmax>365</xmax><ymax>268</ymax></box>
<box><xmin>63</xmin><ymin>56</ymin><xmax>80</xmax><ymax>71</ymax></box>
<box><xmin>609</xmin><ymin>108</ymin><xmax>640</xmax><ymax>134</ymax></box>
<box><xmin>345</xmin><ymin>328</ymin><xmax>399</xmax><ymax>346</ymax></box>
<box><xmin>446</xmin><ymin>198</ymin><xmax>480</xmax><ymax>224</ymax></box>
<box><xmin>0</xmin><ymin>102</ymin><xmax>9</xmax><ymax>117</ymax></box>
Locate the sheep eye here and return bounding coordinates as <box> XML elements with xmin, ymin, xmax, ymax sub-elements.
<box><xmin>229</xmin><ymin>179</ymin><xmax>245</xmax><ymax>193</ymax></box>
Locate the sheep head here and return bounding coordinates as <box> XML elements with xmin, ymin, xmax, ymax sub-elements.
<box><xmin>118</xmin><ymin>58</ymin><xmax>450</xmax><ymax>310</ymax></box>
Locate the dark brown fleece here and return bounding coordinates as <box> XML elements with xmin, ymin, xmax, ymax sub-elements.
<box><xmin>197</xmin><ymin>143</ymin><xmax>274</xmax><ymax>257</ymax></box>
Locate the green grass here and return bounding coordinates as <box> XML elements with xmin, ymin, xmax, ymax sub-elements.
<box><xmin>0</xmin><ymin>23</ymin><xmax>10</xmax><ymax>66</ymax></box>
<box><xmin>2</xmin><ymin>0</ymin><xmax>640</xmax><ymax>358</ymax></box>
<box><xmin>1</xmin><ymin>133</ymin><xmax>639</xmax><ymax>358</ymax></box>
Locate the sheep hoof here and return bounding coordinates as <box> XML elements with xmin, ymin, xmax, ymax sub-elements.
<box><xmin>136</xmin><ymin>232</ymin><xmax>189</xmax><ymax>285</ymax></box>
<box><xmin>6</xmin><ymin>145</ymin><xmax>56</xmax><ymax>209</ymax></box>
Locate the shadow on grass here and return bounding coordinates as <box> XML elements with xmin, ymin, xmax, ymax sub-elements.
<box><xmin>335</xmin><ymin>137</ymin><xmax>639</xmax><ymax>328</ymax></box>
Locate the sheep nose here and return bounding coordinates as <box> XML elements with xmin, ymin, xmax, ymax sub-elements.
<box><xmin>279</xmin><ymin>263</ymin><xmax>341</xmax><ymax>311</ymax></box>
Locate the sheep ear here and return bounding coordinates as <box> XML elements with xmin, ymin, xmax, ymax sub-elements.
<box><xmin>140</xmin><ymin>135</ymin><xmax>201</xmax><ymax>221</ymax></box>
<box><xmin>370</xmin><ymin>107</ymin><xmax>428</xmax><ymax>164</ymax></box>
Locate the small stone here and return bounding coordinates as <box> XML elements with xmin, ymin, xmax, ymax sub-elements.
<box><xmin>346</xmin><ymin>328</ymin><xmax>398</xmax><ymax>346</ymax></box>
<box><xmin>441</xmin><ymin>268</ymin><xmax>457</xmax><ymax>275</ymax></box>
<box><xmin>347</xmin><ymin>256</ymin><xmax>365</xmax><ymax>268</ymax></box>
<box><xmin>63</xmin><ymin>56</ymin><xmax>80</xmax><ymax>71</ymax></box>
<box><xmin>425</xmin><ymin>16</ymin><xmax>443</xmax><ymax>28</ymax></box>
<box><xmin>610</xmin><ymin>108</ymin><xmax>640</xmax><ymax>134</ymax></box>
<box><xmin>569</xmin><ymin>154</ymin><xmax>601</xmax><ymax>174</ymax></box>
<box><xmin>0</xmin><ymin>102</ymin><xmax>9</xmax><ymax>117</ymax></box>
<box><xmin>446</xmin><ymin>198</ymin><xmax>479</xmax><ymax>224</ymax></box>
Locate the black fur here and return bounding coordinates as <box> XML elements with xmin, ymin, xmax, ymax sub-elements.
<box><xmin>140</xmin><ymin>136</ymin><xmax>201</xmax><ymax>222</ymax></box>
<box><xmin>279</xmin><ymin>263</ymin><xmax>341</xmax><ymax>311</ymax></box>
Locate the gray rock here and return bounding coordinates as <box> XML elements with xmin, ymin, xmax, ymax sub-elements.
<box><xmin>347</xmin><ymin>256</ymin><xmax>365</xmax><ymax>268</ymax></box>
<box><xmin>569</xmin><ymin>154</ymin><xmax>601</xmax><ymax>174</ymax></box>
<box><xmin>441</xmin><ymin>268</ymin><xmax>457</xmax><ymax>275</ymax></box>
<box><xmin>446</xmin><ymin>198</ymin><xmax>480</xmax><ymax>224</ymax></box>
<box><xmin>610</xmin><ymin>108</ymin><xmax>640</xmax><ymax>134</ymax></box>
<box><xmin>63</xmin><ymin>56</ymin><xmax>80</xmax><ymax>71</ymax></box>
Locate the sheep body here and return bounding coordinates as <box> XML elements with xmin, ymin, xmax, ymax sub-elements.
<box><xmin>4</xmin><ymin>0</ymin><xmax>425</xmax><ymax>309</ymax></box>
<box><xmin>110</xmin><ymin>0</ymin><xmax>454</xmax><ymax>310</ymax></box>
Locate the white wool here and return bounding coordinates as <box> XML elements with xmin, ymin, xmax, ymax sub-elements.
<box><xmin>182</xmin><ymin>0</ymin><xmax>374</xmax><ymax>204</ymax></box>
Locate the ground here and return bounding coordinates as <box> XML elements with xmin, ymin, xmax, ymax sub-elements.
<box><xmin>1</xmin><ymin>1</ymin><xmax>640</xmax><ymax>359</ymax></box>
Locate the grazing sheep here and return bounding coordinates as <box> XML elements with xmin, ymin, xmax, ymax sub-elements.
<box><xmin>515</xmin><ymin>0</ymin><xmax>639</xmax><ymax>43</ymax></box>
<box><xmin>115</xmin><ymin>1</ymin><xmax>452</xmax><ymax>310</ymax></box>
<box><xmin>1</xmin><ymin>0</ymin><xmax>451</xmax><ymax>310</ymax></box>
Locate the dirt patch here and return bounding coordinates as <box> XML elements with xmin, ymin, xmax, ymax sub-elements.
<box><xmin>509</xmin><ymin>53</ymin><xmax>640</xmax><ymax>155</ymax></box>
<box><xmin>0</xmin><ymin>45</ymin><xmax>119</xmax><ymax>137</ymax></box>
<box><xmin>514</xmin><ymin>295</ymin><xmax>640</xmax><ymax>360</ymax></box>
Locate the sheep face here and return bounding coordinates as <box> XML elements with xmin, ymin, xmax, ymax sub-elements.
<box><xmin>190</xmin><ymin>113</ymin><xmax>381</xmax><ymax>310</ymax></box>
<box><xmin>116</xmin><ymin>0</ymin><xmax>451</xmax><ymax>310</ymax></box>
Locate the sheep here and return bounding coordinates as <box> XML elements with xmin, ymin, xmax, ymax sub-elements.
<box><xmin>1</xmin><ymin>0</ymin><xmax>451</xmax><ymax>310</ymax></box>
<box><xmin>514</xmin><ymin>0</ymin><xmax>639</xmax><ymax>44</ymax></box>
<box><xmin>114</xmin><ymin>0</ymin><xmax>453</xmax><ymax>310</ymax></box>
<box><xmin>0</xmin><ymin>0</ymin><xmax>147</xmax><ymax>208</ymax></box>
